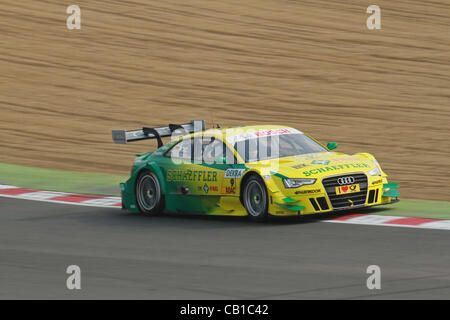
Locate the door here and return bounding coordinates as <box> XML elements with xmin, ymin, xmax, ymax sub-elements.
<box><xmin>161</xmin><ymin>136</ymin><xmax>232</xmax><ymax>213</ymax></box>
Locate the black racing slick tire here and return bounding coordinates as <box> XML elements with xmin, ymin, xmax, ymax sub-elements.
<box><xmin>135</xmin><ymin>170</ymin><xmax>164</xmax><ymax>215</ymax></box>
<box><xmin>242</xmin><ymin>175</ymin><xmax>269</xmax><ymax>221</ymax></box>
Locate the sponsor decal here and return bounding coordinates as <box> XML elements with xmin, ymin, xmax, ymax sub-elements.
<box><xmin>263</xmin><ymin>175</ymin><xmax>271</xmax><ymax>181</ymax></box>
<box><xmin>335</xmin><ymin>184</ymin><xmax>360</xmax><ymax>195</ymax></box>
<box><xmin>254</xmin><ymin>128</ymin><xmax>298</xmax><ymax>137</ymax></box>
<box><xmin>167</xmin><ymin>169</ymin><xmax>218</xmax><ymax>182</ymax></box>
<box><xmin>329</xmin><ymin>157</ymin><xmax>361</xmax><ymax>162</ymax></box>
<box><xmin>221</xmin><ymin>186</ymin><xmax>236</xmax><ymax>194</ymax></box>
<box><xmin>303</xmin><ymin>163</ymin><xmax>370</xmax><ymax>176</ymax></box>
<box><xmin>295</xmin><ymin>189</ymin><xmax>321</xmax><ymax>194</ymax></box>
<box><xmin>312</xmin><ymin>160</ymin><xmax>330</xmax><ymax>165</ymax></box>
<box><xmin>226</xmin><ymin>128</ymin><xmax>301</xmax><ymax>144</ymax></box>
<box><xmin>201</xmin><ymin>184</ymin><xmax>218</xmax><ymax>193</ymax></box>
<box><xmin>224</xmin><ymin>168</ymin><xmax>245</xmax><ymax>178</ymax></box>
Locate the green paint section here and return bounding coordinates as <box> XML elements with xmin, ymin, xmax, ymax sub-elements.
<box><xmin>382</xmin><ymin>182</ymin><xmax>400</xmax><ymax>197</ymax></box>
<box><xmin>383</xmin><ymin>189</ymin><xmax>400</xmax><ymax>197</ymax></box>
<box><xmin>282</xmin><ymin>197</ymin><xmax>299</xmax><ymax>203</ymax></box>
<box><xmin>275</xmin><ymin>202</ymin><xmax>305</xmax><ymax>211</ymax></box>
<box><xmin>0</xmin><ymin>163</ymin><xmax>126</xmax><ymax>196</ymax></box>
<box><xmin>270</xmin><ymin>171</ymin><xmax>288</xmax><ymax>179</ymax></box>
<box><xmin>369</xmin><ymin>199</ymin><xmax>450</xmax><ymax>220</ymax></box>
<box><xmin>327</xmin><ymin>142</ymin><xmax>338</xmax><ymax>150</ymax></box>
<box><xmin>383</xmin><ymin>182</ymin><xmax>399</xmax><ymax>189</ymax></box>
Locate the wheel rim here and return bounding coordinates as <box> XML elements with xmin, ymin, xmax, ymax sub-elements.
<box><xmin>137</xmin><ymin>173</ymin><xmax>160</xmax><ymax>212</ymax></box>
<box><xmin>244</xmin><ymin>180</ymin><xmax>266</xmax><ymax>217</ymax></box>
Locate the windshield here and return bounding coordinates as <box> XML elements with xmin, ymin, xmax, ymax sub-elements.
<box><xmin>233</xmin><ymin>133</ymin><xmax>328</xmax><ymax>163</ymax></box>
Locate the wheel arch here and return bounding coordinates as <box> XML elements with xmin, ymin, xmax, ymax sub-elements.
<box><xmin>239</xmin><ymin>170</ymin><xmax>264</xmax><ymax>206</ymax></box>
<box><xmin>135</xmin><ymin>162</ymin><xmax>167</xmax><ymax>195</ymax></box>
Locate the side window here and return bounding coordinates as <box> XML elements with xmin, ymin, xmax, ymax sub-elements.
<box><xmin>201</xmin><ymin>138</ymin><xmax>219</xmax><ymax>163</ymax></box>
<box><xmin>166</xmin><ymin>139</ymin><xmax>192</xmax><ymax>161</ymax></box>
<box><xmin>203</xmin><ymin>138</ymin><xmax>236</xmax><ymax>164</ymax></box>
<box><xmin>192</xmin><ymin>137</ymin><xmax>210</xmax><ymax>163</ymax></box>
<box><xmin>234</xmin><ymin>139</ymin><xmax>255</xmax><ymax>163</ymax></box>
<box><xmin>234</xmin><ymin>136</ymin><xmax>277</xmax><ymax>163</ymax></box>
<box><xmin>166</xmin><ymin>137</ymin><xmax>237</xmax><ymax>164</ymax></box>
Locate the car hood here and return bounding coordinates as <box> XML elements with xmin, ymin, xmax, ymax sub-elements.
<box><xmin>252</xmin><ymin>152</ymin><xmax>378</xmax><ymax>179</ymax></box>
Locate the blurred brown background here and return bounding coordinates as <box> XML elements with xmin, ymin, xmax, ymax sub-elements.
<box><xmin>0</xmin><ymin>1</ymin><xmax>449</xmax><ymax>200</ymax></box>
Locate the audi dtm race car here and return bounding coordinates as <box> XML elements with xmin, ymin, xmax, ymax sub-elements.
<box><xmin>112</xmin><ymin>120</ymin><xmax>399</xmax><ymax>221</ymax></box>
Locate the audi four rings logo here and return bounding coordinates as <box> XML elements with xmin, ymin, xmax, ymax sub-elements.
<box><xmin>337</xmin><ymin>176</ymin><xmax>355</xmax><ymax>185</ymax></box>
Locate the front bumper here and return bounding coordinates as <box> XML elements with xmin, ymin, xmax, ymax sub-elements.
<box><xmin>268</xmin><ymin>174</ymin><xmax>400</xmax><ymax>216</ymax></box>
<box><xmin>269</xmin><ymin>193</ymin><xmax>399</xmax><ymax>216</ymax></box>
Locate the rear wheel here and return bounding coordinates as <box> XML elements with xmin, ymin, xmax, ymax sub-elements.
<box><xmin>243</xmin><ymin>175</ymin><xmax>268</xmax><ymax>221</ymax></box>
<box><xmin>135</xmin><ymin>170</ymin><xmax>164</xmax><ymax>215</ymax></box>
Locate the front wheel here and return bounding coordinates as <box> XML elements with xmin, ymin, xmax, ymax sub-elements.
<box><xmin>135</xmin><ymin>170</ymin><xmax>164</xmax><ymax>215</ymax></box>
<box><xmin>243</xmin><ymin>175</ymin><xmax>268</xmax><ymax>221</ymax></box>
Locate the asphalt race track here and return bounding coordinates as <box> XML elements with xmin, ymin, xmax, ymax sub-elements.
<box><xmin>1</xmin><ymin>197</ymin><xmax>449</xmax><ymax>299</ymax></box>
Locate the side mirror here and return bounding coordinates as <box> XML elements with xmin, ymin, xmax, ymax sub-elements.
<box><xmin>327</xmin><ymin>142</ymin><xmax>338</xmax><ymax>150</ymax></box>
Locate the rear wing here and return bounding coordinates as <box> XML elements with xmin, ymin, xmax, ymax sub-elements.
<box><xmin>112</xmin><ymin>120</ymin><xmax>205</xmax><ymax>147</ymax></box>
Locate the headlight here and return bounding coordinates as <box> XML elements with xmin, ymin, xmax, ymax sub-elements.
<box><xmin>368</xmin><ymin>166</ymin><xmax>381</xmax><ymax>176</ymax></box>
<box><xmin>283</xmin><ymin>178</ymin><xmax>316</xmax><ymax>188</ymax></box>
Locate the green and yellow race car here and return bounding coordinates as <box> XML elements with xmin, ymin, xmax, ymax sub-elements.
<box><xmin>112</xmin><ymin>120</ymin><xmax>399</xmax><ymax>221</ymax></box>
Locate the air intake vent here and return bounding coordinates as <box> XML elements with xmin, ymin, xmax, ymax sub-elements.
<box><xmin>316</xmin><ymin>197</ymin><xmax>329</xmax><ymax>210</ymax></box>
<box><xmin>309</xmin><ymin>198</ymin><xmax>320</xmax><ymax>211</ymax></box>
<box><xmin>368</xmin><ymin>190</ymin><xmax>376</xmax><ymax>203</ymax></box>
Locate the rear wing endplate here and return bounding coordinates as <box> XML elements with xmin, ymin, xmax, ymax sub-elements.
<box><xmin>112</xmin><ymin>120</ymin><xmax>205</xmax><ymax>147</ymax></box>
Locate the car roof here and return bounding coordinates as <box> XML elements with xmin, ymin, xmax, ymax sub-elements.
<box><xmin>189</xmin><ymin>124</ymin><xmax>299</xmax><ymax>139</ymax></box>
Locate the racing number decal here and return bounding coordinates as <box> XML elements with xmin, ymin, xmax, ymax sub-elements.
<box><xmin>221</xmin><ymin>169</ymin><xmax>245</xmax><ymax>195</ymax></box>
